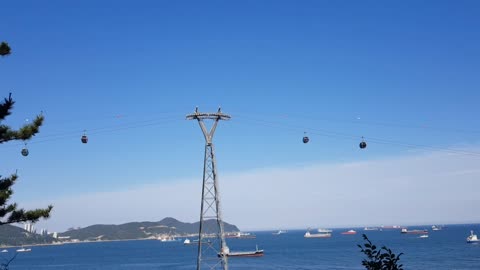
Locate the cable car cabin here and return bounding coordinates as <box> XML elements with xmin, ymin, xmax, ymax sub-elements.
<box><xmin>303</xmin><ymin>136</ymin><xmax>309</xmax><ymax>143</ymax></box>
<box><xmin>359</xmin><ymin>141</ymin><xmax>367</xmax><ymax>149</ymax></box>
<box><xmin>81</xmin><ymin>135</ymin><xmax>88</xmax><ymax>144</ymax></box>
<box><xmin>21</xmin><ymin>147</ymin><xmax>29</xmax><ymax>156</ymax></box>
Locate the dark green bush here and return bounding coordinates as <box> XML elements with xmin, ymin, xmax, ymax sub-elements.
<box><xmin>358</xmin><ymin>234</ymin><xmax>403</xmax><ymax>270</ymax></box>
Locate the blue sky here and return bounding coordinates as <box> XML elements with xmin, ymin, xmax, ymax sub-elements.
<box><xmin>1</xmin><ymin>1</ymin><xmax>480</xmax><ymax>231</ymax></box>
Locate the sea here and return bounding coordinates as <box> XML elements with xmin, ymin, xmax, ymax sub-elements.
<box><xmin>3</xmin><ymin>224</ymin><xmax>480</xmax><ymax>270</ymax></box>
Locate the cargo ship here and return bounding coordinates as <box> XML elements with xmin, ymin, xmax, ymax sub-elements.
<box><xmin>225</xmin><ymin>232</ymin><xmax>256</xmax><ymax>239</ymax></box>
<box><xmin>401</xmin><ymin>228</ymin><xmax>428</xmax><ymax>234</ymax></box>
<box><xmin>219</xmin><ymin>245</ymin><xmax>264</xmax><ymax>257</ymax></box>
<box><xmin>304</xmin><ymin>231</ymin><xmax>332</xmax><ymax>238</ymax></box>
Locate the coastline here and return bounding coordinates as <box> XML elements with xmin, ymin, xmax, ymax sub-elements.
<box><xmin>0</xmin><ymin>237</ymin><xmax>163</xmax><ymax>249</ymax></box>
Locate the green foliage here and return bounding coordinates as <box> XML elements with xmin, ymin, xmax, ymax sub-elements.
<box><xmin>358</xmin><ymin>234</ymin><xmax>403</xmax><ymax>270</ymax></box>
<box><xmin>0</xmin><ymin>42</ymin><xmax>52</xmax><ymax>225</ymax></box>
<box><xmin>0</xmin><ymin>94</ymin><xmax>44</xmax><ymax>143</ymax></box>
<box><xmin>0</xmin><ymin>42</ymin><xmax>10</xmax><ymax>56</ymax></box>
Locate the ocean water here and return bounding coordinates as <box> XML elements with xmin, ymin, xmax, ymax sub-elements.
<box><xmin>3</xmin><ymin>224</ymin><xmax>480</xmax><ymax>270</ymax></box>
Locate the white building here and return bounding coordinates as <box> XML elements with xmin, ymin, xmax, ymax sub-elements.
<box><xmin>24</xmin><ymin>222</ymin><xmax>35</xmax><ymax>233</ymax></box>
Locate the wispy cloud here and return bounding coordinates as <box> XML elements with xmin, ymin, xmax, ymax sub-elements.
<box><xmin>26</xmin><ymin>149</ymin><xmax>480</xmax><ymax>232</ymax></box>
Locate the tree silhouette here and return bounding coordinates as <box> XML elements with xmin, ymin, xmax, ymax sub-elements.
<box><xmin>358</xmin><ymin>234</ymin><xmax>403</xmax><ymax>270</ymax></box>
<box><xmin>0</xmin><ymin>42</ymin><xmax>11</xmax><ymax>56</ymax></box>
<box><xmin>1</xmin><ymin>41</ymin><xmax>52</xmax><ymax>225</ymax></box>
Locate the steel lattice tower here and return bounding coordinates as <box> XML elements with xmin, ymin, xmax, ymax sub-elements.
<box><xmin>187</xmin><ymin>107</ymin><xmax>230</xmax><ymax>270</ymax></box>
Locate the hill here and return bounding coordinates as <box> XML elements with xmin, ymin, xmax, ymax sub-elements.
<box><xmin>0</xmin><ymin>225</ymin><xmax>54</xmax><ymax>247</ymax></box>
<box><xmin>59</xmin><ymin>217</ymin><xmax>239</xmax><ymax>241</ymax></box>
<box><xmin>0</xmin><ymin>217</ymin><xmax>239</xmax><ymax>246</ymax></box>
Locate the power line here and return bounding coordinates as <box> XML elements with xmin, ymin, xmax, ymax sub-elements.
<box><xmin>4</xmin><ymin>115</ymin><xmax>182</xmax><ymax>147</ymax></box>
<box><xmin>231</xmin><ymin>112</ymin><xmax>480</xmax><ymax>136</ymax></box>
<box><xmin>3</xmin><ymin>110</ymin><xmax>479</xmax><ymax>158</ymax></box>
<box><xmin>234</xmin><ymin>114</ymin><xmax>480</xmax><ymax>157</ymax></box>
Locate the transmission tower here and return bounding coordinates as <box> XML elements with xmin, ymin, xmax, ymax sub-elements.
<box><xmin>187</xmin><ymin>107</ymin><xmax>230</xmax><ymax>270</ymax></box>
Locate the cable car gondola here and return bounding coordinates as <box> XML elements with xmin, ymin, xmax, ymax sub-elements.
<box><xmin>21</xmin><ymin>143</ymin><xmax>29</xmax><ymax>156</ymax></box>
<box><xmin>81</xmin><ymin>130</ymin><xmax>88</xmax><ymax>144</ymax></box>
<box><xmin>303</xmin><ymin>132</ymin><xmax>309</xmax><ymax>144</ymax></box>
<box><xmin>359</xmin><ymin>137</ymin><xmax>367</xmax><ymax>149</ymax></box>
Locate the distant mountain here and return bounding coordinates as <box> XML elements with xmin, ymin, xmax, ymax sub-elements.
<box><xmin>0</xmin><ymin>218</ymin><xmax>239</xmax><ymax>245</ymax></box>
<box><xmin>0</xmin><ymin>225</ymin><xmax>54</xmax><ymax>246</ymax></box>
<box><xmin>59</xmin><ymin>217</ymin><xmax>240</xmax><ymax>241</ymax></box>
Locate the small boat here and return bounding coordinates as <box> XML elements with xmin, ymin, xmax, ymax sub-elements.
<box><xmin>431</xmin><ymin>225</ymin><xmax>442</xmax><ymax>231</ymax></box>
<box><xmin>16</xmin><ymin>248</ymin><xmax>31</xmax><ymax>252</ymax></box>
<box><xmin>317</xmin><ymin>228</ymin><xmax>333</xmax><ymax>233</ymax></box>
<box><xmin>341</xmin><ymin>230</ymin><xmax>357</xmax><ymax>235</ymax></box>
<box><xmin>1</xmin><ymin>249</ymin><xmax>7</xmax><ymax>253</ymax></box>
<box><xmin>183</xmin><ymin>239</ymin><xmax>192</xmax><ymax>245</ymax></box>
<box><xmin>304</xmin><ymin>231</ymin><xmax>331</xmax><ymax>238</ymax></box>
<box><xmin>467</xmin><ymin>230</ymin><xmax>480</xmax><ymax>243</ymax></box>
<box><xmin>364</xmin><ymin>227</ymin><xmax>379</xmax><ymax>231</ymax></box>
<box><xmin>219</xmin><ymin>245</ymin><xmax>264</xmax><ymax>257</ymax></box>
<box><xmin>419</xmin><ymin>234</ymin><xmax>429</xmax><ymax>238</ymax></box>
<box><xmin>272</xmin><ymin>230</ymin><xmax>287</xmax><ymax>235</ymax></box>
<box><xmin>158</xmin><ymin>235</ymin><xmax>177</xmax><ymax>242</ymax></box>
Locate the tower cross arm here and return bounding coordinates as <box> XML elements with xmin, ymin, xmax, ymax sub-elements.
<box><xmin>186</xmin><ymin>107</ymin><xmax>231</xmax><ymax>121</ymax></box>
<box><xmin>186</xmin><ymin>112</ymin><xmax>231</xmax><ymax>120</ymax></box>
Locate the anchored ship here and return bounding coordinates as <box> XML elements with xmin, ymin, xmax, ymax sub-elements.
<box><xmin>401</xmin><ymin>228</ymin><xmax>428</xmax><ymax>234</ymax></box>
<box><xmin>304</xmin><ymin>231</ymin><xmax>332</xmax><ymax>238</ymax></box>
<box><xmin>219</xmin><ymin>245</ymin><xmax>264</xmax><ymax>257</ymax></box>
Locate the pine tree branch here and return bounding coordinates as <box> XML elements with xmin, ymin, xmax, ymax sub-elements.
<box><xmin>0</xmin><ymin>174</ymin><xmax>53</xmax><ymax>225</ymax></box>
<box><xmin>0</xmin><ymin>114</ymin><xmax>44</xmax><ymax>143</ymax></box>
<box><xmin>12</xmin><ymin>114</ymin><xmax>44</xmax><ymax>140</ymax></box>
<box><xmin>0</xmin><ymin>125</ymin><xmax>14</xmax><ymax>143</ymax></box>
<box><xmin>0</xmin><ymin>93</ymin><xmax>14</xmax><ymax>121</ymax></box>
<box><xmin>1</xmin><ymin>93</ymin><xmax>44</xmax><ymax>143</ymax></box>
<box><xmin>0</xmin><ymin>43</ymin><xmax>54</xmax><ymax>228</ymax></box>
<box><xmin>0</xmin><ymin>205</ymin><xmax>53</xmax><ymax>225</ymax></box>
<box><xmin>0</xmin><ymin>175</ymin><xmax>16</xmax><ymax>192</ymax></box>
<box><xmin>0</xmin><ymin>204</ymin><xmax>17</xmax><ymax>219</ymax></box>
<box><xmin>0</xmin><ymin>174</ymin><xmax>17</xmax><ymax>211</ymax></box>
<box><xmin>0</xmin><ymin>42</ymin><xmax>11</xmax><ymax>56</ymax></box>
